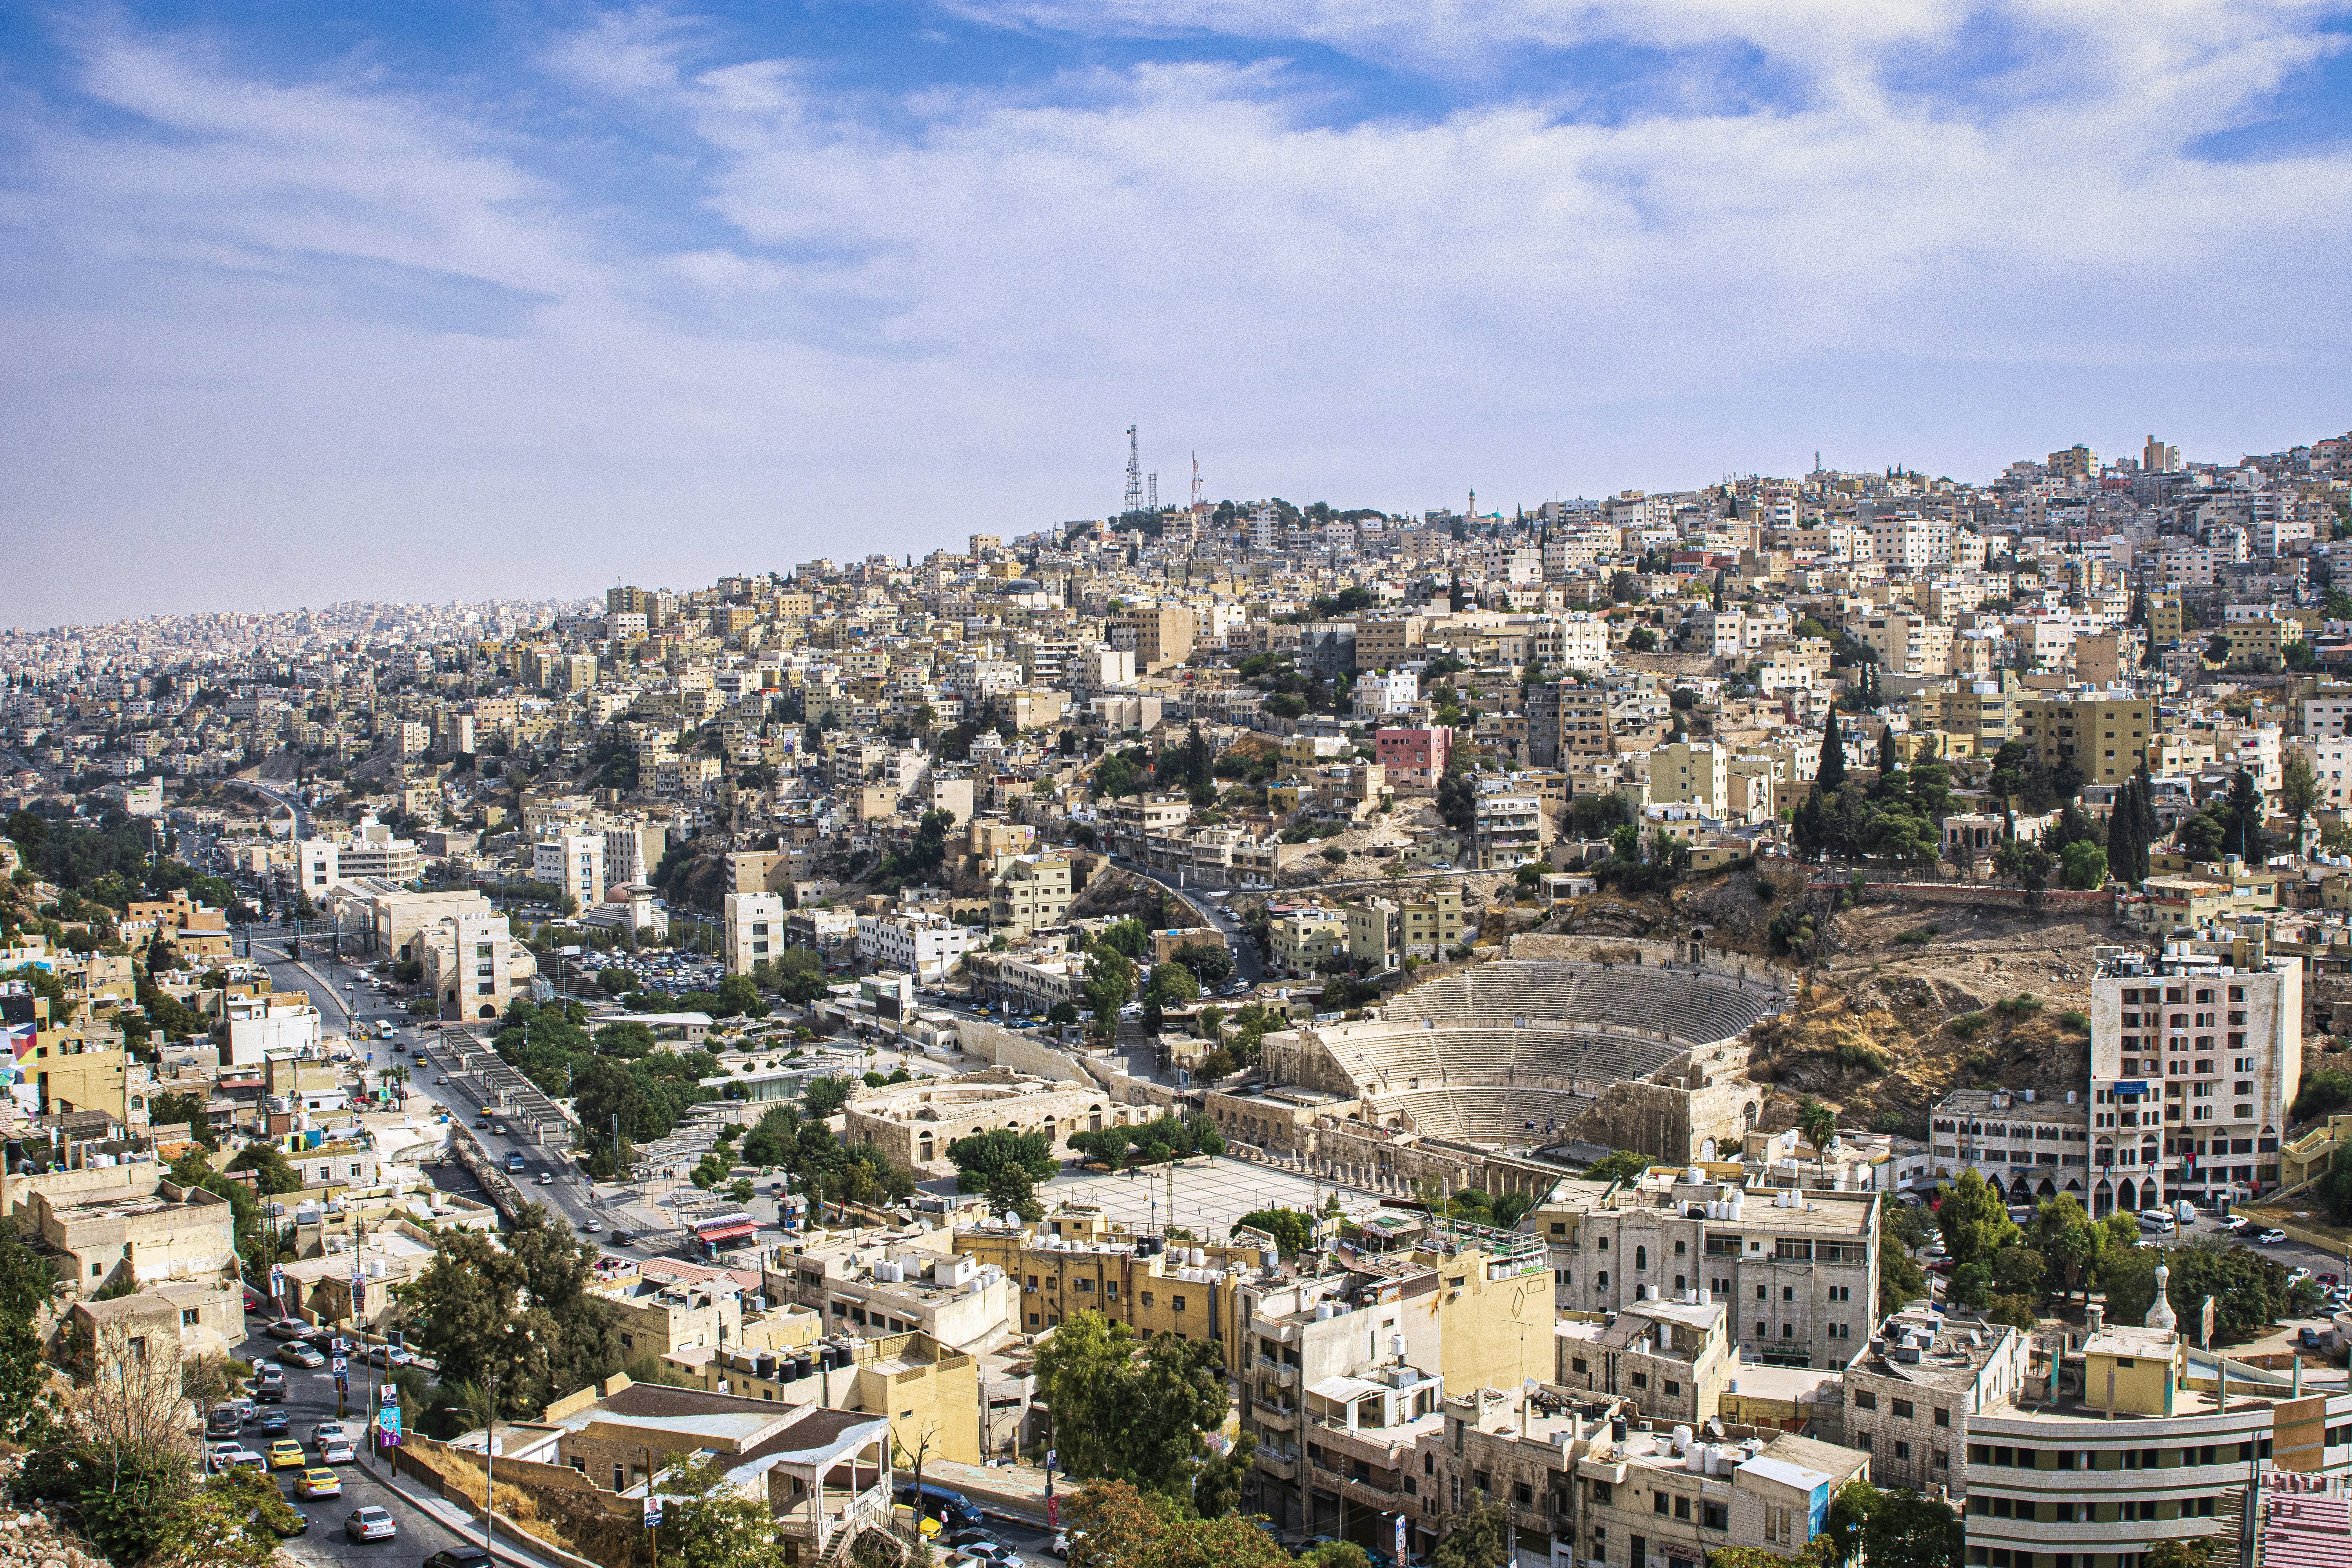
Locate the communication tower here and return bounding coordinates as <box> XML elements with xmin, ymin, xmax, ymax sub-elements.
<box><xmin>1124</xmin><ymin>426</ymin><xmax>1143</xmax><ymax>518</ymax></box>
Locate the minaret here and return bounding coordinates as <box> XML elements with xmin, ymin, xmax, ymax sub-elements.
<box><xmin>2145</xmin><ymin>1262</ymin><xmax>2178</xmax><ymax>1334</ymax></box>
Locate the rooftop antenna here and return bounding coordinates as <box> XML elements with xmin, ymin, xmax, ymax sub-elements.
<box><xmin>1124</xmin><ymin>425</ymin><xmax>1143</xmax><ymax>520</ymax></box>
<box><xmin>1148</xmin><ymin>471</ymin><xmax>1158</xmax><ymax>511</ymax></box>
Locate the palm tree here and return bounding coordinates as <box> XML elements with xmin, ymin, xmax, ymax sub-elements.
<box><xmin>1797</xmin><ymin>1098</ymin><xmax>1835</xmax><ymax>1189</ymax></box>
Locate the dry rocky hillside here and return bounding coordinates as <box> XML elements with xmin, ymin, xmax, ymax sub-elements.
<box><xmin>1536</xmin><ymin>865</ymin><xmax>2117</xmax><ymax>1140</ymax></box>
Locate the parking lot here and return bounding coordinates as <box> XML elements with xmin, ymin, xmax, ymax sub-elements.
<box><xmin>949</xmin><ymin>1154</ymin><xmax>1391</xmax><ymax>1242</ymax></box>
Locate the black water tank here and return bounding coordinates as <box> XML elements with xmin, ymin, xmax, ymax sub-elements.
<box><xmin>1611</xmin><ymin>1417</ymin><xmax>1628</xmax><ymax>1443</ymax></box>
<box><xmin>792</xmin><ymin>1352</ymin><xmax>813</xmax><ymax>1380</ymax></box>
<box><xmin>757</xmin><ymin>1353</ymin><xmax>776</xmax><ymax>1380</ymax></box>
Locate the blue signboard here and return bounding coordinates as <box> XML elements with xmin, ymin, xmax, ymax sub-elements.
<box><xmin>2115</xmin><ymin>1080</ymin><xmax>2148</xmax><ymax>1098</ymax></box>
<box><xmin>1809</xmin><ymin>1480</ymin><xmax>1831</xmax><ymax>1537</ymax></box>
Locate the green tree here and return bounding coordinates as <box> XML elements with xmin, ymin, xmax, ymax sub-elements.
<box><xmin>644</xmin><ymin>1454</ymin><xmax>779</xmax><ymax>1568</ymax></box>
<box><xmin>1033</xmin><ymin>1313</ymin><xmax>1231</xmax><ymax>1495</ymax></box>
<box><xmin>2146</xmin><ymin>1539</ymin><xmax>2219</xmax><ymax>1568</ymax></box>
<box><xmin>1232</xmin><ymin>1207</ymin><xmax>1314</xmax><ymax>1257</ymax></box>
<box><xmin>1817</xmin><ymin>710</ymin><xmax>1846</xmax><ymax>793</ymax></box>
<box><xmin>148</xmin><ymin>1465</ymin><xmax>302</xmax><ymax>1568</ymax></box>
<box><xmin>1085</xmin><ymin>944</ymin><xmax>1138</xmax><ymax>1037</ymax></box>
<box><xmin>2060</xmin><ymin>840</ymin><xmax>2107</xmax><ymax>890</ymax></box>
<box><xmin>771</xmin><ymin>948</ymin><xmax>831</xmax><ymax>1004</ymax></box>
<box><xmin>1878</xmin><ymin>1205</ymin><xmax>1928</xmax><ymax>1318</ymax></box>
<box><xmin>2029</xmin><ymin>1195</ymin><xmax>2101</xmax><ymax>1302</ymax></box>
<box><xmin>1583</xmin><ymin>1150</ymin><xmax>1651</xmax><ymax>1185</ymax></box>
<box><xmin>1431</xmin><ymin>1495</ymin><xmax>1512</xmax><ymax>1568</ymax></box>
<box><xmin>803</xmin><ymin>1075</ymin><xmax>857</xmax><ymax>1119</ymax></box>
<box><xmin>713</xmin><ymin>972</ymin><xmax>769</xmax><ymax>1019</ymax></box>
<box><xmin>2284</xmin><ymin>751</ymin><xmax>2320</xmax><ymax>846</ymax></box>
<box><xmin>394</xmin><ymin>1205</ymin><xmax>623</xmax><ymax>1414</ymax></box>
<box><xmin>1936</xmin><ymin>1169</ymin><xmax>2020</xmax><ymax>1269</ymax></box>
<box><xmin>1862</xmin><ymin>1489</ymin><xmax>1965</xmax><ymax>1568</ymax></box>
<box><xmin>1991</xmin><ymin>1244</ymin><xmax>2048</xmax><ymax>1301</ymax></box>
<box><xmin>0</xmin><ymin>1228</ymin><xmax>58</xmax><ymax>1445</ymax></box>
<box><xmin>225</xmin><ymin>1143</ymin><xmax>301</xmax><ymax>1196</ymax></box>
<box><xmin>147</xmin><ymin>1089</ymin><xmax>212</xmax><ymax>1144</ymax></box>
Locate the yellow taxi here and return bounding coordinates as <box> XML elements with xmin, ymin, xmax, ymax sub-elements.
<box><xmin>294</xmin><ymin>1468</ymin><xmax>343</xmax><ymax>1500</ymax></box>
<box><xmin>268</xmin><ymin>1440</ymin><xmax>307</xmax><ymax>1470</ymax></box>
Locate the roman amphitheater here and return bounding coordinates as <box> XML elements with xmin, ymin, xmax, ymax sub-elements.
<box><xmin>1206</xmin><ymin>933</ymin><xmax>1786</xmax><ymax>1201</ymax></box>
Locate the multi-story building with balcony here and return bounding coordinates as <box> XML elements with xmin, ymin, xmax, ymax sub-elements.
<box><xmin>987</xmin><ymin>853</ymin><xmax>1072</xmax><ymax>938</ymax></box>
<box><xmin>1927</xmin><ymin>1088</ymin><xmax>2092</xmax><ymax>1205</ymax></box>
<box><xmin>2087</xmin><ymin>944</ymin><xmax>2301</xmax><ymax>1215</ymax></box>
<box><xmin>1960</xmin><ymin>1268</ymin><xmax>2351</xmax><ymax>1568</ymax></box>
<box><xmin>1532</xmin><ymin>1171</ymin><xmax>1879</xmax><ymax>1372</ymax></box>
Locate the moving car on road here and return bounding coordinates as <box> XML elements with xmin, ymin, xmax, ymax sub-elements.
<box><xmin>268</xmin><ymin>1440</ymin><xmax>307</xmax><ymax>1470</ymax></box>
<box><xmin>278</xmin><ymin>1343</ymin><xmax>326</xmax><ymax>1369</ymax></box>
<box><xmin>293</xmin><ymin>1468</ymin><xmax>342</xmax><ymax>1499</ymax></box>
<box><xmin>346</xmin><ymin>1506</ymin><xmax>398</xmax><ymax>1542</ymax></box>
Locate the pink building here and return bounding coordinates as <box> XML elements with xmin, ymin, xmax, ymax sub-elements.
<box><xmin>1375</xmin><ymin>726</ymin><xmax>1451</xmax><ymax>788</ymax></box>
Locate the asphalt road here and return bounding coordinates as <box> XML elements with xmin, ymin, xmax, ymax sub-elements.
<box><xmin>226</xmin><ymin>1319</ymin><xmax>486</xmax><ymax>1568</ymax></box>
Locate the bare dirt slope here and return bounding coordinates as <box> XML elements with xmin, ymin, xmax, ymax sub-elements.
<box><xmin>1541</xmin><ymin>867</ymin><xmax>2122</xmax><ymax>1138</ymax></box>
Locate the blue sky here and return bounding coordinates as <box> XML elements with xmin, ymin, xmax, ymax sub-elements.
<box><xmin>2</xmin><ymin>0</ymin><xmax>2349</xmax><ymax>625</ymax></box>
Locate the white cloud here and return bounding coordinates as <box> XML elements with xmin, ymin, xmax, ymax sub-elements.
<box><xmin>0</xmin><ymin>5</ymin><xmax>2347</xmax><ymax>624</ymax></box>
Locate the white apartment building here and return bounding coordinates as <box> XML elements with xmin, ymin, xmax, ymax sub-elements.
<box><xmin>723</xmin><ymin>892</ymin><xmax>786</xmax><ymax>977</ymax></box>
<box><xmin>290</xmin><ymin>818</ymin><xmax>422</xmax><ymax>895</ymax></box>
<box><xmin>1867</xmin><ymin>515</ymin><xmax>1954</xmax><ymax>572</ymax></box>
<box><xmin>534</xmin><ymin>833</ymin><xmax>606</xmax><ymax>909</ymax></box>
<box><xmin>2087</xmin><ymin>948</ymin><xmax>2302</xmax><ymax>1216</ymax></box>
<box><xmin>855</xmin><ymin>911</ymin><xmax>980</xmax><ymax>982</ymax></box>
<box><xmin>1353</xmin><ymin>669</ymin><xmax>1419</xmax><ymax>719</ymax></box>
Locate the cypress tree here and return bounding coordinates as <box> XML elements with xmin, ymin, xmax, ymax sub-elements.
<box><xmin>1819</xmin><ymin>710</ymin><xmax>1846</xmax><ymax>793</ymax></box>
<box><xmin>1876</xmin><ymin>725</ymin><xmax>1898</xmax><ymax>777</ymax></box>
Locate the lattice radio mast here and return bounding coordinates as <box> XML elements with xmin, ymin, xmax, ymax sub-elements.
<box><xmin>1191</xmin><ymin>454</ymin><xmax>1201</xmax><ymax>510</ymax></box>
<box><xmin>1123</xmin><ymin>425</ymin><xmax>1143</xmax><ymax>518</ymax></box>
<box><xmin>1148</xmin><ymin>472</ymin><xmax>1158</xmax><ymax>511</ymax></box>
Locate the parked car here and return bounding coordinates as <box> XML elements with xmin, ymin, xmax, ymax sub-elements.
<box><xmin>609</xmin><ymin>1231</ymin><xmax>635</xmax><ymax>1246</ymax></box>
<box><xmin>962</xmin><ymin>1545</ymin><xmax>1025</xmax><ymax>1568</ymax></box>
<box><xmin>205</xmin><ymin>1406</ymin><xmax>243</xmax><ymax>1440</ymax></box>
<box><xmin>2258</xmin><ymin>1229</ymin><xmax>2290</xmax><ymax>1244</ymax></box>
<box><xmin>265</xmin><ymin>1319</ymin><xmax>310</xmax><ymax>1340</ymax></box>
<box><xmin>895</xmin><ymin>1482</ymin><xmax>985</xmax><ymax>1530</ymax></box>
<box><xmin>278</xmin><ymin>1343</ymin><xmax>327</xmax><ymax>1369</ymax></box>
<box><xmin>346</xmin><ymin>1506</ymin><xmax>398</xmax><ymax>1542</ymax></box>
<box><xmin>2300</xmin><ymin>1327</ymin><xmax>2327</xmax><ymax>1350</ymax></box>
<box><xmin>423</xmin><ymin>1550</ymin><xmax>494</xmax><ymax>1568</ymax></box>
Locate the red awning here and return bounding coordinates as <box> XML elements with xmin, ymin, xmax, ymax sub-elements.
<box><xmin>697</xmin><ymin>1223</ymin><xmax>757</xmax><ymax>1244</ymax></box>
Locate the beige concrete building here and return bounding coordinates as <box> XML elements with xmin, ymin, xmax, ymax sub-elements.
<box><xmin>1554</xmin><ymin>1297</ymin><xmax>1734</xmax><ymax>1426</ymax></box>
<box><xmin>841</xmin><ymin>1068</ymin><xmax>1146</xmax><ymax>1172</ymax></box>
<box><xmin>1843</xmin><ymin>1306</ymin><xmax>2028</xmax><ymax>1499</ymax></box>
<box><xmin>987</xmin><ymin>853</ymin><xmax>1073</xmax><ymax>938</ymax></box>
<box><xmin>724</xmin><ymin>891</ymin><xmax>788</xmax><ymax>976</ymax></box>
<box><xmin>25</xmin><ymin>1168</ymin><xmax>240</xmax><ymax>1300</ymax></box>
<box><xmin>1532</xmin><ymin>1171</ymin><xmax>1879</xmax><ymax>1372</ymax></box>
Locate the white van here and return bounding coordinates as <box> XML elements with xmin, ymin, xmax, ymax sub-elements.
<box><xmin>2138</xmin><ymin>1207</ymin><xmax>2177</xmax><ymax>1232</ymax></box>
